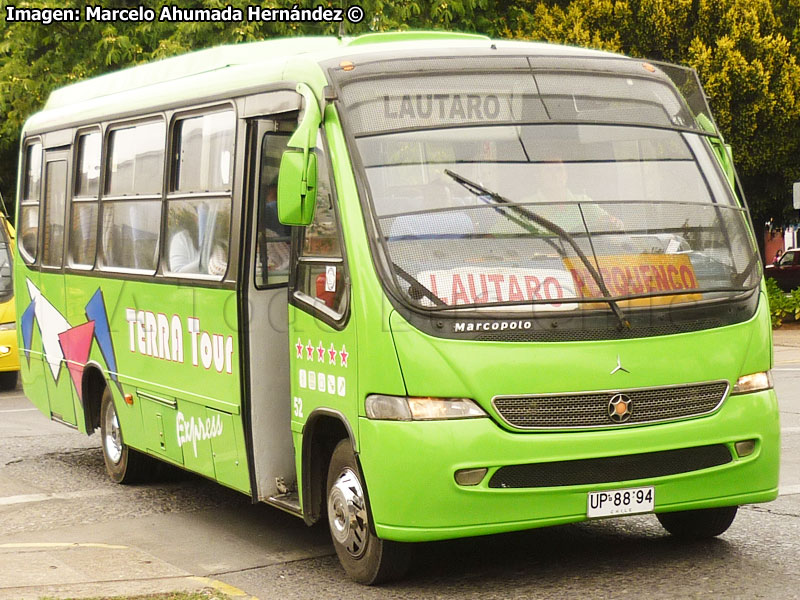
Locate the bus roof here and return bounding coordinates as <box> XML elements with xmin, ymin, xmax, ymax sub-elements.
<box><xmin>26</xmin><ymin>32</ymin><xmax>618</xmax><ymax>135</ymax></box>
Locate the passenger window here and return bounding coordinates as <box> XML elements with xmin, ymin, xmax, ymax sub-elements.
<box><xmin>173</xmin><ymin>111</ymin><xmax>234</xmax><ymax>193</ymax></box>
<box><xmin>780</xmin><ymin>252</ymin><xmax>795</xmax><ymax>267</ymax></box>
<box><xmin>70</xmin><ymin>131</ymin><xmax>101</xmax><ymax>267</ymax></box>
<box><xmin>255</xmin><ymin>132</ymin><xmax>291</xmax><ymax>287</ymax></box>
<box><xmin>19</xmin><ymin>142</ymin><xmax>42</xmax><ymax>263</ymax></box>
<box><xmin>296</xmin><ymin>135</ymin><xmax>347</xmax><ymax>317</ymax></box>
<box><xmin>165</xmin><ymin>109</ymin><xmax>234</xmax><ymax>278</ymax></box>
<box><xmin>106</xmin><ymin>121</ymin><xmax>165</xmax><ymax>196</ymax></box>
<box><xmin>102</xmin><ymin>120</ymin><xmax>165</xmax><ymax>271</ymax></box>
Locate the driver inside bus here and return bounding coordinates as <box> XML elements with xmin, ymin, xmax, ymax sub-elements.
<box><xmin>527</xmin><ymin>159</ymin><xmax>624</xmax><ymax>233</ymax></box>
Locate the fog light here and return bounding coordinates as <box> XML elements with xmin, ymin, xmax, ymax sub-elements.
<box><xmin>735</xmin><ymin>439</ymin><xmax>756</xmax><ymax>457</ymax></box>
<box><xmin>455</xmin><ymin>468</ymin><xmax>487</xmax><ymax>486</ymax></box>
<box><xmin>0</xmin><ymin>346</ymin><xmax>9</xmax><ymax>355</ymax></box>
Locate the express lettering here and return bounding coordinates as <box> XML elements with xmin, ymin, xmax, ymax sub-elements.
<box><xmin>384</xmin><ymin>94</ymin><xmax>501</xmax><ymax>121</ymax></box>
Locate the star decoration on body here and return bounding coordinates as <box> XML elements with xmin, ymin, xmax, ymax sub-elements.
<box><xmin>296</xmin><ymin>338</ymin><xmax>304</xmax><ymax>359</ymax></box>
<box><xmin>317</xmin><ymin>341</ymin><xmax>325</xmax><ymax>362</ymax></box>
<box><xmin>306</xmin><ymin>340</ymin><xmax>314</xmax><ymax>360</ymax></box>
<box><xmin>328</xmin><ymin>343</ymin><xmax>338</xmax><ymax>365</ymax></box>
<box><xmin>339</xmin><ymin>344</ymin><xmax>349</xmax><ymax>368</ymax></box>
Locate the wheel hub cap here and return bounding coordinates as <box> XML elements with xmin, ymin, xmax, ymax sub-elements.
<box><xmin>104</xmin><ymin>402</ymin><xmax>123</xmax><ymax>464</ymax></box>
<box><xmin>327</xmin><ymin>468</ymin><xmax>368</xmax><ymax>558</ymax></box>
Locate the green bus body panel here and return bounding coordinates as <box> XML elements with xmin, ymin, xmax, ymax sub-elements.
<box><xmin>16</xmin><ymin>267</ymin><xmax>250</xmax><ymax>494</ymax></box>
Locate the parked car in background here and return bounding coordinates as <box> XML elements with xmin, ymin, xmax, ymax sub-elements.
<box><xmin>765</xmin><ymin>248</ymin><xmax>800</xmax><ymax>292</ymax></box>
<box><xmin>0</xmin><ymin>216</ymin><xmax>19</xmax><ymax>389</ymax></box>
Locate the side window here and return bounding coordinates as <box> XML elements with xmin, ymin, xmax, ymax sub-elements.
<box><xmin>42</xmin><ymin>160</ymin><xmax>68</xmax><ymax>267</ymax></box>
<box><xmin>70</xmin><ymin>131</ymin><xmax>101</xmax><ymax>267</ymax></box>
<box><xmin>255</xmin><ymin>132</ymin><xmax>291</xmax><ymax>287</ymax></box>
<box><xmin>295</xmin><ymin>134</ymin><xmax>346</xmax><ymax>317</ymax></box>
<box><xmin>780</xmin><ymin>251</ymin><xmax>795</xmax><ymax>267</ymax></box>
<box><xmin>19</xmin><ymin>142</ymin><xmax>42</xmax><ymax>263</ymax></box>
<box><xmin>165</xmin><ymin>110</ymin><xmax>234</xmax><ymax>278</ymax></box>
<box><xmin>102</xmin><ymin>120</ymin><xmax>165</xmax><ymax>271</ymax></box>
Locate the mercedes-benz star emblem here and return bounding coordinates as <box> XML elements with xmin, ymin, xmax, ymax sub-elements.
<box><xmin>608</xmin><ymin>393</ymin><xmax>633</xmax><ymax>423</ymax></box>
<box><xmin>610</xmin><ymin>355</ymin><xmax>630</xmax><ymax>375</ymax></box>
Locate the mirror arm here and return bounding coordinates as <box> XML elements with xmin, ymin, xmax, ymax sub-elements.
<box><xmin>287</xmin><ymin>82</ymin><xmax>322</xmax><ymax>200</ymax></box>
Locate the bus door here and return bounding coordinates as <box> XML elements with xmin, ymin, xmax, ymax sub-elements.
<box><xmin>38</xmin><ymin>148</ymin><xmax>76</xmax><ymax>425</ymax></box>
<box><xmin>244</xmin><ymin>117</ymin><xmax>298</xmax><ymax>504</ymax></box>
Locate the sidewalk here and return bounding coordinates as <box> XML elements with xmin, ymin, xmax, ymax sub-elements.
<box><xmin>773</xmin><ymin>321</ymin><xmax>800</xmax><ymax>348</ymax></box>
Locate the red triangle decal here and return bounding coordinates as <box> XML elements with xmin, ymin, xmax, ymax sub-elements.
<box><xmin>58</xmin><ymin>321</ymin><xmax>96</xmax><ymax>401</ymax></box>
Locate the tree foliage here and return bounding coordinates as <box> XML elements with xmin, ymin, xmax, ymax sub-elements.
<box><xmin>1</xmin><ymin>0</ymin><xmax>799</xmax><ymax>227</ymax></box>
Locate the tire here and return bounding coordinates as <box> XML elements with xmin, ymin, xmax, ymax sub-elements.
<box><xmin>656</xmin><ymin>505</ymin><xmax>738</xmax><ymax>539</ymax></box>
<box><xmin>99</xmin><ymin>386</ymin><xmax>150</xmax><ymax>484</ymax></box>
<box><xmin>326</xmin><ymin>439</ymin><xmax>411</xmax><ymax>584</ymax></box>
<box><xmin>0</xmin><ymin>371</ymin><xmax>18</xmax><ymax>391</ymax></box>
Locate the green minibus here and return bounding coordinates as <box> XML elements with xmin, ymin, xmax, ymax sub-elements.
<box><xmin>15</xmin><ymin>32</ymin><xmax>779</xmax><ymax>583</ymax></box>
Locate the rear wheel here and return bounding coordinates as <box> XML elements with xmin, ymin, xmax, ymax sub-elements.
<box><xmin>326</xmin><ymin>439</ymin><xmax>411</xmax><ymax>584</ymax></box>
<box><xmin>656</xmin><ymin>505</ymin><xmax>738</xmax><ymax>539</ymax></box>
<box><xmin>100</xmin><ymin>386</ymin><xmax>150</xmax><ymax>484</ymax></box>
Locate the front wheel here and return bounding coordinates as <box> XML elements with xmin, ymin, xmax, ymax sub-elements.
<box><xmin>656</xmin><ymin>505</ymin><xmax>738</xmax><ymax>539</ymax></box>
<box><xmin>326</xmin><ymin>439</ymin><xmax>411</xmax><ymax>584</ymax></box>
<box><xmin>100</xmin><ymin>386</ymin><xmax>150</xmax><ymax>484</ymax></box>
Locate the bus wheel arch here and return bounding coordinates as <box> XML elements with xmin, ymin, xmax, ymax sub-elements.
<box><xmin>301</xmin><ymin>410</ymin><xmax>352</xmax><ymax>526</ymax></box>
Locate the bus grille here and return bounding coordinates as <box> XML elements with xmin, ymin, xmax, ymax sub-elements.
<box><xmin>488</xmin><ymin>444</ymin><xmax>732</xmax><ymax>488</ymax></box>
<box><xmin>492</xmin><ymin>381</ymin><xmax>729</xmax><ymax>430</ymax></box>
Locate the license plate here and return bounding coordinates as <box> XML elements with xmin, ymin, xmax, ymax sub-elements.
<box><xmin>587</xmin><ymin>486</ymin><xmax>654</xmax><ymax>518</ymax></box>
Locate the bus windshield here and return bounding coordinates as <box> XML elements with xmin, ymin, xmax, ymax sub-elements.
<box><xmin>357</xmin><ymin>123</ymin><xmax>758</xmax><ymax>310</ymax></box>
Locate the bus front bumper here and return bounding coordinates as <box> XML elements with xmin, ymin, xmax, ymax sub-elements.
<box><xmin>358</xmin><ymin>389</ymin><xmax>779</xmax><ymax>542</ymax></box>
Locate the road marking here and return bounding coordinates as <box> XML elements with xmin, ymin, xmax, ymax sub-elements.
<box><xmin>779</xmin><ymin>484</ymin><xmax>800</xmax><ymax>496</ymax></box>
<box><xmin>773</xmin><ymin>367</ymin><xmax>800</xmax><ymax>371</ymax></box>
<box><xmin>0</xmin><ymin>489</ymin><xmax>114</xmax><ymax>506</ymax></box>
<box><xmin>191</xmin><ymin>576</ymin><xmax>260</xmax><ymax>600</ymax></box>
<box><xmin>0</xmin><ymin>542</ymin><xmax>128</xmax><ymax>550</ymax></box>
<box><xmin>0</xmin><ymin>408</ymin><xmax>38</xmax><ymax>413</ymax></box>
<box><xmin>782</xmin><ymin>426</ymin><xmax>800</xmax><ymax>433</ymax></box>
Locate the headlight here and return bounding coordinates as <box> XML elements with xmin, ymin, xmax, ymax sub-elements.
<box><xmin>0</xmin><ymin>322</ymin><xmax>15</xmax><ymax>331</ymax></box>
<box><xmin>365</xmin><ymin>394</ymin><xmax>487</xmax><ymax>421</ymax></box>
<box><xmin>731</xmin><ymin>371</ymin><xmax>772</xmax><ymax>395</ymax></box>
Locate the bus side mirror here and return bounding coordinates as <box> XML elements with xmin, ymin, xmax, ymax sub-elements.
<box><xmin>277</xmin><ymin>82</ymin><xmax>321</xmax><ymax>227</ymax></box>
<box><xmin>278</xmin><ymin>150</ymin><xmax>317</xmax><ymax>226</ymax></box>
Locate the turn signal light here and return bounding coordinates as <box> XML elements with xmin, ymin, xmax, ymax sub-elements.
<box><xmin>124</xmin><ymin>394</ymin><xmax>134</xmax><ymax>405</ymax></box>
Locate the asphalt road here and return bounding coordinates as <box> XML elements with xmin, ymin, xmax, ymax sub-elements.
<box><xmin>0</xmin><ymin>340</ymin><xmax>798</xmax><ymax>599</ymax></box>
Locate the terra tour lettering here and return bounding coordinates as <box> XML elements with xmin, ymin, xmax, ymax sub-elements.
<box><xmin>125</xmin><ymin>309</ymin><xmax>234</xmax><ymax>374</ymax></box>
<box><xmin>384</xmin><ymin>94</ymin><xmax>501</xmax><ymax>121</ymax></box>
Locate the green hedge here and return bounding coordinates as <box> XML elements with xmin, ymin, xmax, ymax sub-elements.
<box><xmin>766</xmin><ymin>278</ymin><xmax>800</xmax><ymax>328</ymax></box>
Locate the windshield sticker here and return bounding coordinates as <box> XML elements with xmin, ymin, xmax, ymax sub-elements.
<box><xmin>416</xmin><ymin>268</ymin><xmax>577</xmax><ymax>309</ymax></box>
<box><xmin>563</xmin><ymin>254</ymin><xmax>702</xmax><ymax>304</ymax></box>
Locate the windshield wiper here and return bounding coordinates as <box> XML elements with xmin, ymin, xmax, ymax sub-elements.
<box><xmin>444</xmin><ymin>169</ymin><xmax>631</xmax><ymax>329</ymax></box>
<box><xmin>391</xmin><ymin>260</ymin><xmax>447</xmax><ymax>307</ymax></box>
